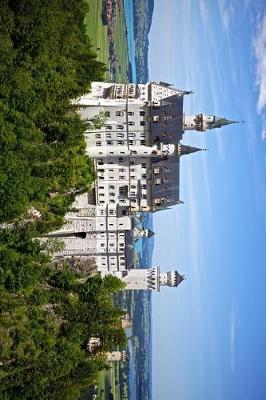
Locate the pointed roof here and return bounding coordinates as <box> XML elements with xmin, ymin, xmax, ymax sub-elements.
<box><xmin>177</xmin><ymin>144</ymin><xmax>206</xmax><ymax>156</ymax></box>
<box><xmin>146</xmin><ymin>228</ymin><xmax>155</xmax><ymax>238</ymax></box>
<box><xmin>134</xmin><ymin>227</ymin><xmax>155</xmax><ymax>238</ymax></box>
<box><xmin>210</xmin><ymin>117</ymin><xmax>239</xmax><ymax>129</ymax></box>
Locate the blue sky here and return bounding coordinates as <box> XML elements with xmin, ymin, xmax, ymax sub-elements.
<box><xmin>149</xmin><ymin>1</ymin><xmax>266</xmax><ymax>399</ymax></box>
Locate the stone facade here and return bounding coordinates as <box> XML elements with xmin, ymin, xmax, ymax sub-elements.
<box><xmin>47</xmin><ymin>81</ymin><xmax>236</xmax><ymax>290</ymax></box>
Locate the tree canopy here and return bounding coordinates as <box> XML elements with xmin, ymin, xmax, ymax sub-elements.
<box><xmin>0</xmin><ymin>0</ymin><xmax>105</xmax><ymax>226</ymax></box>
<box><xmin>0</xmin><ymin>1</ymin><xmax>127</xmax><ymax>398</ymax></box>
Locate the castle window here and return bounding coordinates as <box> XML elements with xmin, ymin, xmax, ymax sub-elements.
<box><xmin>117</xmin><ymin>133</ymin><xmax>124</xmax><ymax>138</ymax></box>
<box><xmin>106</xmin><ymin>133</ymin><xmax>111</xmax><ymax>139</ymax></box>
<box><xmin>140</xmin><ymin>110</ymin><xmax>145</xmax><ymax>116</ymax></box>
<box><xmin>117</xmin><ymin>141</ymin><xmax>124</xmax><ymax>145</ymax></box>
<box><xmin>118</xmin><ymin>157</ymin><xmax>124</xmax><ymax>162</ymax></box>
<box><xmin>107</xmin><ymin>141</ymin><xmax>112</xmax><ymax>145</ymax></box>
<box><xmin>140</xmin><ymin>140</ymin><xmax>146</xmax><ymax>145</ymax></box>
<box><xmin>106</xmin><ymin>125</ymin><xmax>112</xmax><ymax>130</ymax></box>
<box><xmin>116</xmin><ymin>111</ymin><xmax>123</xmax><ymax>116</ymax></box>
<box><xmin>129</xmin><ymin>133</ymin><xmax>136</xmax><ymax>138</ymax></box>
<box><xmin>105</xmin><ymin>111</ymin><xmax>110</xmax><ymax>117</ymax></box>
<box><xmin>128</xmin><ymin>121</ymin><xmax>135</xmax><ymax>126</ymax></box>
<box><xmin>140</xmin><ymin>121</ymin><xmax>146</xmax><ymax>126</ymax></box>
<box><xmin>128</xmin><ymin>111</ymin><xmax>134</xmax><ymax>116</ymax></box>
<box><xmin>95</xmin><ymin>134</ymin><xmax>101</xmax><ymax>139</ymax></box>
<box><xmin>117</xmin><ymin>125</ymin><xmax>124</xmax><ymax>130</ymax></box>
<box><xmin>96</xmin><ymin>141</ymin><xmax>101</xmax><ymax>146</ymax></box>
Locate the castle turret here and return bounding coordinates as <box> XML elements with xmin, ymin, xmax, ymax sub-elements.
<box><xmin>103</xmin><ymin>267</ymin><xmax>185</xmax><ymax>292</ymax></box>
<box><xmin>183</xmin><ymin>113</ymin><xmax>238</xmax><ymax>132</ymax></box>
<box><xmin>159</xmin><ymin>271</ymin><xmax>185</xmax><ymax>287</ymax></box>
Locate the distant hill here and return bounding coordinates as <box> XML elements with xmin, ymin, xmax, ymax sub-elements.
<box><xmin>133</xmin><ymin>0</ymin><xmax>154</xmax><ymax>82</ymax></box>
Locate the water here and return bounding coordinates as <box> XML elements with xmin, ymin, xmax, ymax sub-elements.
<box><xmin>124</xmin><ymin>0</ymin><xmax>137</xmax><ymax>82</ymax></box>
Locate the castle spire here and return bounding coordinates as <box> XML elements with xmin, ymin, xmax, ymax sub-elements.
<box><xmin>183</xmin><ymin>113</ymin><xmax>239</xmax><ymax>132</ymax></box>
<box><xmin>176</xmin><ymin>143</ymin><xmax>206</xmax><ymax>156</ymax></box>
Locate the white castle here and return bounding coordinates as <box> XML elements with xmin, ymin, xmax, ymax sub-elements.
<box><xmin>48</xmin><ymin>81</ymin><xmax>237</xmax><ymax>291</ymax></box>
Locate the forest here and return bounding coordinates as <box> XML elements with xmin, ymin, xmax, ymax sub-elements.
<box><xmin>0</xmin><ymin>1</ymin><xmax>126</xmax><ymax>398</ymax></box>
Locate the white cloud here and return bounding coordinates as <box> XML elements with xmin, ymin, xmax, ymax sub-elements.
<box><xmin>218</xmin><ymin>0</ymin><xmax>235</xmax><ymax>31</ymax></box>
<box><xmin>261</xmin><ymin>114</ymin><xmax>266</xmax><ymax>139</ymax></box>
<box><xmin>253</xmin><ymin>14</ymin><xmax>266</xmax><ymax>139</ymax></box>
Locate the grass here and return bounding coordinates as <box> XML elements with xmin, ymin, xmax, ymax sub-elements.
<box><xmin>97</xmin><ymin>364</ymin><xmax>121</xmax><ymax>399</ymax></box>
<box><xmin>84</xmin><ymin>0</ymin><xmax>109</xmax><ymax>79</ymax></box>
<box><xmin>113</xmin><ymin>1</ymin><xmax>129</xmax><ymax>83</ymax></box>
<box><xmin>84</xmin><ymin>0</ymin><xmax>129</xmax><ymax>83</ymax></box>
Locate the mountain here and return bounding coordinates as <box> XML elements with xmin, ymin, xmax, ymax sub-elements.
<box><xmin>133</xmin><ymin>0</ymin><xmax>154</xmax><ymax>82</ymax></box>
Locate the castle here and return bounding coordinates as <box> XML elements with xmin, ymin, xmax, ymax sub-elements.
<box><xmin>48</xmin><ymin>81</ymin><xmax>237</xmax><ymax>290</ymax></box>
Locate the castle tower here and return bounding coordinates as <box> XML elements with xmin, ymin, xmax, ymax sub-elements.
<box><xmin>87</xmin><ymin>338</ymin><xmax>129</xmax><ymax>362</ymax></box>
<box><xmin>105</xmin><ymin>267</ymin><xmax>185</xmax><ymax>291</ymax></box>
<box><xmin>121</xmin><ymin>313</ymin><xmax>133</xmax><ymax>329</ymax></box>
<box><xmin>183</xmin><ymin>113</ymin><xmax>238</xmax><ymax>131</ymax></box>
<box><xmin>106</xmin><ymin>351</ymin><xmax>128</xmax><ymax>362</ymax></box>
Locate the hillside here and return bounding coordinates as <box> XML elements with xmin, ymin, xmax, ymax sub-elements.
<box><xmin>133</xmin><ymin>0</ymin><xmax>154</xmax><ymax>82</ymax></box>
